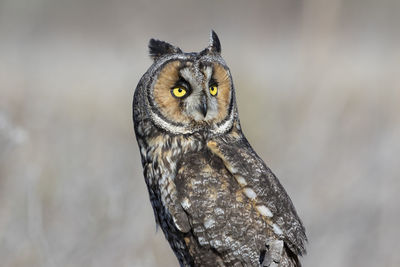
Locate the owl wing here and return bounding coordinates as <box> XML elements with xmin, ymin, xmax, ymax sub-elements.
<box><xmin>175</xmin><ymin>145</ymin><xmax>272</xmax><ymax>265</ymax></box>
<box><xmin>207</xmin><ymin>136</ymin><xmax>307</xmax><ymax>256</ymax></box>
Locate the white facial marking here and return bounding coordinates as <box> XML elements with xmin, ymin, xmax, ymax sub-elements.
<box><xmin>211</xmin><ymin>108</ymin><xmax>235</xmax><ymax>135</ymax></box>
<box><xmin>179</xmin><ymin>67</ymin><xmax>206</xmax><ymax>121</ymax></box>
<box><xmin>205</xmin><ymin>98</ymin><xmax>219</xmax><ymax>120</ymax></box>
<box><xmin>204</xmin><ymin>66</ymin><xmax>212</xmax><ymax>82</ymax></box>
<box><xmin>150</xmin><ymin>110</ymin><xmax>192</xmax><ymax>134</ymax></box>
<box><xmin>243</xmin><ymin>187</ymin><xmax>257</xmax><ymax>200</ymax></box>
<box><xmin>256</xmin><ymin>205</ymin><xmax>273</xmax><ymax>217</ymax></box>
<box><xmin>180</xmin><ymin>67</ymin><xmax>199</xmax><ymax>87</ymax></box>
<box><xmin>204</xmin><ymin>65</ymin><xmax>220</xmax><ymax>121</ymax></box>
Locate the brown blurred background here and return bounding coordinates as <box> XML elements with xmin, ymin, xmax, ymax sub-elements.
<box><xmin>1</xmin><ymin>0</ymin><xmax>399</xmax><ymax>266</ymax></box>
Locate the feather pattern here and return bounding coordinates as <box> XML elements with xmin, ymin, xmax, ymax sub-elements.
<box><xmin>133</xmin><ymin>31</ymin><xmax>306</xmax><ymax>266</ymax></box>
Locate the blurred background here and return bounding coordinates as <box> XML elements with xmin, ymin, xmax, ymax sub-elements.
<box><xmin>1</xmin><ymin>0</ymin><xmax>399</xmax><ymax>266</ymax></box>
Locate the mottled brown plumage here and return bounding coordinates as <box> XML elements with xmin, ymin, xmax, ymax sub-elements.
<box><xmin>133</xmin><ymin>31</ymin><xmax>307</xmax><ymax>266</ymax></box>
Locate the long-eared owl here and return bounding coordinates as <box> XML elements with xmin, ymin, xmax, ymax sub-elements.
<box><xmin>133</xmin><ymin>31</ymin><xmax>307</xmax><ymax>267</ymax></box>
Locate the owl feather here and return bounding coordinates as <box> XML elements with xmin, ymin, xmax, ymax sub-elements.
<box><xmin>133</xmin><ymin>31</ymin><xmax>307</xmax><ymax>267</ymax></box>
<box><xmin>149</xmin><ymin>39</ymin><xmax>182</xmax><ymax>61</ymax></box>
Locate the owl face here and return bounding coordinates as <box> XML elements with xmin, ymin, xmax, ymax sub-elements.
<box><xmin>153</xmin><ymin>60</ymin><xmax>231</xmax><ymax>123</ymax></box>
<box><xmin>142</xmin><ymin>31</ymin><xmax>237</xmax><ymax>135</ymax></box>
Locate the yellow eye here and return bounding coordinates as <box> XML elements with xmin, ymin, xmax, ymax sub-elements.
<box><xmin>209</xmin><ymin>85</ymin><xmax>218</xmax><ymax>96</ymax></box>
<box><xmin>171</xmin><ymin>87</ymin><xmax>187</xmax><ymax>98</ymax></box>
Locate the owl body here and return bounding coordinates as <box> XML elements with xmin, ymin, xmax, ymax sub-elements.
<box><xmin>133</xmin><ymin>32</ymin><xmax>306</xmax><ymax>266</ymax></box>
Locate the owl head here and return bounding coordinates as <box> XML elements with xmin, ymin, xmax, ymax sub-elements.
<box><xmin>135</xmin><ymin>31</ymin><xmax>239</xmax><ymax>136</ymax></box>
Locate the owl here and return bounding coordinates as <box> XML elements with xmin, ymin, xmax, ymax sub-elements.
<box><xmin>132</xmin><ymin>31</ymin><xmax>307</xmax><ymax>267</ymax></box>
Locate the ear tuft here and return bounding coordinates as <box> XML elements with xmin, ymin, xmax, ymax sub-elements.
<box><xmin>148</xmin><ymin>39</ymin><xmax>182</xmax><ymax>61</ymax></box>
<box><xmin>208</xmin><ymin>30</ymin><xmax>221</xmax><ymax>54</ymax></box>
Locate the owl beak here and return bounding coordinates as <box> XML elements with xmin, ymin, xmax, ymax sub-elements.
<box><xmin>199</xmin><ymin>94</ymin><xmax>208</xmax><ymax>118</ymax></box>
